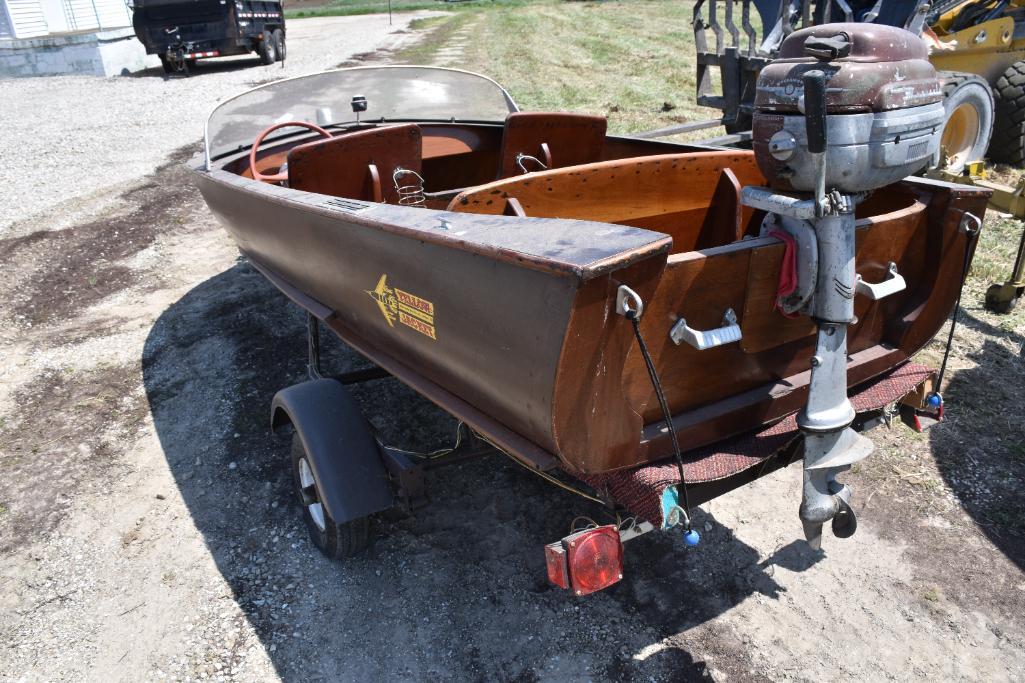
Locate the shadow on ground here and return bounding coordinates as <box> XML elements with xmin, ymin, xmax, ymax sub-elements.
<box><xmin>929</xmin><ymin>309</ymin><xmax>1025</xmax><ymax>572</ymax></box>
<box><xmin>127</xmin><ymin>56</ymin><xmax>274</xmax><ymax>80</ymax></box>
<box><xmin>142</xmin><ymin>261</ymin><xmax>818</xmax><ymax>681</ymax></box>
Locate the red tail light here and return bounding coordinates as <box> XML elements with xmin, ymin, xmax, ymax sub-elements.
<box><xmin>544</xmin><ymin>525</ymin><xmax>624</xmax><ymax>595</ymax></box>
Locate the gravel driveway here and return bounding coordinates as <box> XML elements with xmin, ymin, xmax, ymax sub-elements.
<box><xmin>0</xmin><ymin>13</ymin><xmax>438</xmax><ymax>237</ymax></box>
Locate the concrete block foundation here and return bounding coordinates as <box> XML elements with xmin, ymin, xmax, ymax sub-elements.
<box><xmin>0</xmin><ymin>27</ymin><xmax>159</xmax><ymax>77</ymax></box>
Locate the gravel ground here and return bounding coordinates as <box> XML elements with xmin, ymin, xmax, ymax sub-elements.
<box><xmin>0</xmin><ymin>13</ymin><xmax>440</xmax><ymax>238</ymax></box>
<box><xmin>1</xmin><ymin>12</ymin><xmax>1024</xmax><ymax>682</ymax></box>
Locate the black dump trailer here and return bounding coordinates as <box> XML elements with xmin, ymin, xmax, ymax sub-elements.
<box><xmin>132</xmin><ymin>0</ymin><xmax>285</xmax><ymax>75</ymax></box>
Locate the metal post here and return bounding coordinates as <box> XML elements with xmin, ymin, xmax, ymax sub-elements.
<box><xmin>307</xmin><ymin>313</ymin><xmax>324</xmax><ymax>380</ymax></box>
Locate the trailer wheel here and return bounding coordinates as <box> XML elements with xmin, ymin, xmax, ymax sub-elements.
<box><xmin>273</xmin><ymin>29</ymin><xmax>286</xmax><ymax>62</ymax></box>
<box><xmin>935</xmin><ymin>71</ymin><xmax>994</xmax><ymax>174</ymax></box>
<box><xmin>159</xmin><ymin>53</ymin><xmax>189</xmax><ymax>76</ymax></box>
<box><xmin>290</xmin><ymin>433</ymin><xmax>371</xmax><ymax>559</ymax></box>
<box><xmin>989</xmin><ymin>60</ymin><xmax>1025</xmax><ymax>167</ymax></box>
<box><xmin>258</xmin><ymin>36</ymin><xmax>277</xmax><ymax>65</ymax></box>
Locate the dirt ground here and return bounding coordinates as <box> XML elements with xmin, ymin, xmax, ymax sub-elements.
<box><xmin>2</xmin><ymin>12</ymin><xmax>1025</xmax><ymax>683</ymax></box>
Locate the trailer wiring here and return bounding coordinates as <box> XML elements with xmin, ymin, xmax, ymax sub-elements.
<box><xmin>570</xmin><ymin>516</ymin><xmax>601</xmax><ymax>533</ymax></box>
<box><xmin>382</xmin><ymin>420</ymin><xmax>609</xmax><ymax>506</ymax></box>
<box><xmin>625</xmin><ymin>310</ymin><xmax>693</xmax><ymax>529</ymax></box>
<box><xmin>379</xmin><ymin>421</ymin><xmax>468</xmax><ymax>460</ymax></box>
<box><xmin>934</xmin><ymin>215</ymin><xmax>982</xmax><ymax>393</ymax></box>
<box><xmin>570</xmin><ymin>514</ymin><xmax>645</xmax><ymax>539</ymax></box>
<box><xmin>480</xmin><ymin>433</ymin><xmax>609</xmax><ymax>506</ymax></box>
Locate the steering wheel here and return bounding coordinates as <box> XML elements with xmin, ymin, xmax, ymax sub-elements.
<box><xmin>249</xmin><ymin>121</ymin><xmax>332</xmax><ymax>183</ymax></box>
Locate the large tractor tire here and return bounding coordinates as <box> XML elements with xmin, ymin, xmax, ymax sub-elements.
<box><xmin>989</xmin><ymin>60</ymin><xmax>1025</xmax><ymax>167</ymax></box>
<box><xmin>935</xmin><ymin>71</ymin><xmax>995</xmax><ymax>174</ymax></box>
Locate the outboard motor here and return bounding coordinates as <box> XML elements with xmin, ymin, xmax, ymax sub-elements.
<box><xmin>742</xmin><ymin>23</ymin><xmax>944</xmax><ymax>548</ymax></box>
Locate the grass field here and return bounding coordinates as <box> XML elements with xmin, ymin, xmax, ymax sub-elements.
<box><xmin>286</xmin><ymin>0</ymin><xmax>513</xmax><ymax>20</ymax></box>
<box><xmin>399</xmin><ymin>0</ymin><xmax>725</xmax><ymax>137</ymax></box>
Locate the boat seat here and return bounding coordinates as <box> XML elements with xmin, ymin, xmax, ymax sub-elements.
<box><xmin>448</xmin><ymin>151</ymin><xmax>766</xmax><ymax>253</ymax></box>
<box><xmin>287</xmin><ymin>124</ymin><xmax>423</xmax><ymax>204</ymax></box>
<box><xmin>497</xmin><ymin>112</ymin><xmax>607</xmax><ymax>178</ymax></box>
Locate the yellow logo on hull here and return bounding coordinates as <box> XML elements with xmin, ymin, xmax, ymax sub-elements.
<box><xmin>366</xmin><ymin>274</ymin><xmax>436</xmax><ymax>340</ymax></box>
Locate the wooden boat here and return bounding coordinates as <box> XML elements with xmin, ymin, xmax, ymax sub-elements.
<box><xmin>192</xmin><ymin>65</ymin><xmax>988</xmax><ymax>477</ymax></box>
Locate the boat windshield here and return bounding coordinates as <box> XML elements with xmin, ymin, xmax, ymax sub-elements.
<box><xmin>204</xmin><ymin>66</ymin><xmax>518</xmax><ymax>165</ymax></box>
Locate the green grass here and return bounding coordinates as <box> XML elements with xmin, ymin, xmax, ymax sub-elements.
<box><xmin>393</xmin><ymin>0</ymin><xmax>725</xmax><ymax>138</ymax></box>
<box><xmin>394</xmin><ymin>11</ymin><xmax>478</xmax><ymax>63</ymax></box>
<box><xmin>286</xmin><ymin>0</ymin><xmax>512</xmax><ymax>20</ymax></box>
<box><xmin>971</xmin><ymin>213</ymin><xmax>1024</xmax><ymax>283</ymax></box>
<box><xmin>287</xmin><ymin>0</ymin><xmax>436</xmax><ymax>20</ymax></box>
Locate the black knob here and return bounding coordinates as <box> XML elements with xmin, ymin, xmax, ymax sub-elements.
<box><xmin>802</xmin><ymin>70</ymin><xmax>828</xmax><ymax>154</ymax></box>
<box><xmin>803</xmin><ymin>33</ymin><xmax>851</xmax><ymax>61</ymax></box>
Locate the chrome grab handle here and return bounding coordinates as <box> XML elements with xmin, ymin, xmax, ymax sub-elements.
<box><xmin>855</xmin><ymin>262</ymin><xmax>906</xmax><ymax>301</ymax></box>
<box><xmin>669</xmin><ymin>308</ymin><xmax>742</xmax><ymax>350</ymax></box>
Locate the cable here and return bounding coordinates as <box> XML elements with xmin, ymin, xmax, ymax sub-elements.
<box><xmin>480</xmin><ymin>432</ymin><xmax>607</xmax><ymax>505</ymax></box>
<box><xmin>625</xmin><ymin>310</ymin><xmax>693</xmax><ymax>527</ymax></box>
<box><xmin>935</xmin><ymin>217</ymin><xmax>981</xmax><ymax>392</ymax></box>
<box><xmin>379</xmin><ymin>421</ymin><xmax>467</xmax><ymax>460</ymax></box>
<box><xmin>570</xmin><ymin>516</ymin><xmax>600</xmax><ymax>534</ymax></box>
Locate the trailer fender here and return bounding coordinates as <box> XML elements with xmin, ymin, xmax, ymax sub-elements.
<box><xmin>270</xmin><ymin>379</ymin><xmax>393</xmax><ymax>524</ymax></box>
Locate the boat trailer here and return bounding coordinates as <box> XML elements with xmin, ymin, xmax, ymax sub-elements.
<box><xmin>275</xmin><ymin>305</ymin><xmax>942</xmax><ymax>596</ymax></box>
<box><xmin>256</xmin><ymin>24</ymin><xmax>975</xmax><ymax>597</ymax></box>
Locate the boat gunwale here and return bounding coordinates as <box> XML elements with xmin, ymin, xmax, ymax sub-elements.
<box><xmin>195</xmin><ymin>162</ymin><xmax>674</xmax><ymax>282</ymax></box>
<box><xmin>667</xmin><ymin>192</ymin><xmax>930</xmax><ymax>264</ymax></box>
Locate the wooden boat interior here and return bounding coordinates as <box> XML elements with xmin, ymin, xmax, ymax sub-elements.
<box><xmin>228</xmin><ymin>113</ymin><xmax>923</xmax><ymax>257</ymax></box>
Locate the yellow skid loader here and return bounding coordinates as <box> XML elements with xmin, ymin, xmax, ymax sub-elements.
<box><xmin>929</xmin><ymin>0</ymin><xmax>1025</xmax><ymax>168</ymax></box>
<box><xmin>686</xmin><ymin>0</ymin><xmax>1025</xmax><ymax>172</ymax></box>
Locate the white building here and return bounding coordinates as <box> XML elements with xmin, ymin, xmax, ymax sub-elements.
<box><xmin>0</xmin><ymin>0</ymin><xmax>155</xmax><ymax>76</ymax></box>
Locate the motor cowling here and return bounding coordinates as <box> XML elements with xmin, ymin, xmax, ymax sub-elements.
<box><xmin>752</xmin><ymin>23</ymin><xmax>944</xmax><ymax>194</ymax></box>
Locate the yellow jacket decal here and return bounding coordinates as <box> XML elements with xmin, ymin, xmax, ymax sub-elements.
<box><xmin>366</xmin><ymin>274</ymin><xmax>436</xmax><ymax>340</ymax></box>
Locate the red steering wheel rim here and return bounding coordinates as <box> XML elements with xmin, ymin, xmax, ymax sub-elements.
<box><xmin>249</xmin><ymin>121</ymin><xmax>332</xmax><ymax>183</ymax></box>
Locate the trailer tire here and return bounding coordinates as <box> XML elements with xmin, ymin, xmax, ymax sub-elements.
<box><xmin>291</xmin><ymin>433</ymin><xmax>371</xmax><ymax>560</ymax></box>
<box><xmin>258</xmin><ymin>36</ymin><xmax>277</xmax><ymax>65</ymax></box>
<box><xmin>160</xmin><ymin>53</ymin><xmax>189</xmax><ymax>76</ymax></box>
<box><xmin>990</xmin><ymin>60</ymin><xmax>1025</xmax><ymax>167</ymax></box>
<box><xmin>934</xmin><ymin>71</ymin><xmax>994</xmax><ymax>174</ymax></box>
<box><xmin>273</xmin><ymin>29</ymin><xmax>285</xmax><ymax>62</ymax></box>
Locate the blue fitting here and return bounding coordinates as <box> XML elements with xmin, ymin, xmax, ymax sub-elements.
<box><xmin>683</xmin><ymin>529</ymin><xmax>701</xmax><ymax>547</ymax></box>
<box><xmin>927</xmin><ymin>392</ymin><xmax>943</xmax><ymax>408</ymax></box>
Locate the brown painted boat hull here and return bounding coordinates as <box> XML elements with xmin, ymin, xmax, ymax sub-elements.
<box><xmin>193</xmin><ymin>144</ymin><xmax>988</xmax><ymax>476</ymax></box>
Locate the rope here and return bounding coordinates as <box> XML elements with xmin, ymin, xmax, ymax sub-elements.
<box><xmin>625</xmin><ymin>310</ymin><xmax>692</xmax><ymax>527</ymax></box>
<box><xmin>934</xmin><ymin>216</ymin><xmax>981</xmax><ymax>393</ymax></box>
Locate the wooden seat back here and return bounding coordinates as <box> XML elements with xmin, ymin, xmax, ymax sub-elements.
<box><xmin>497</xmin><ymin>112</ymin><xmax>607</xmax><ymax>178</ymax></box>
<box><xmin>287</xmin><ymin>124</ymin><xmax>423</xmax><ymax>203</ymax></box>
<box><xmin>448</xmin><ymin>151</ymin><xmax>766</xmax><ymax>251</ymax></box>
